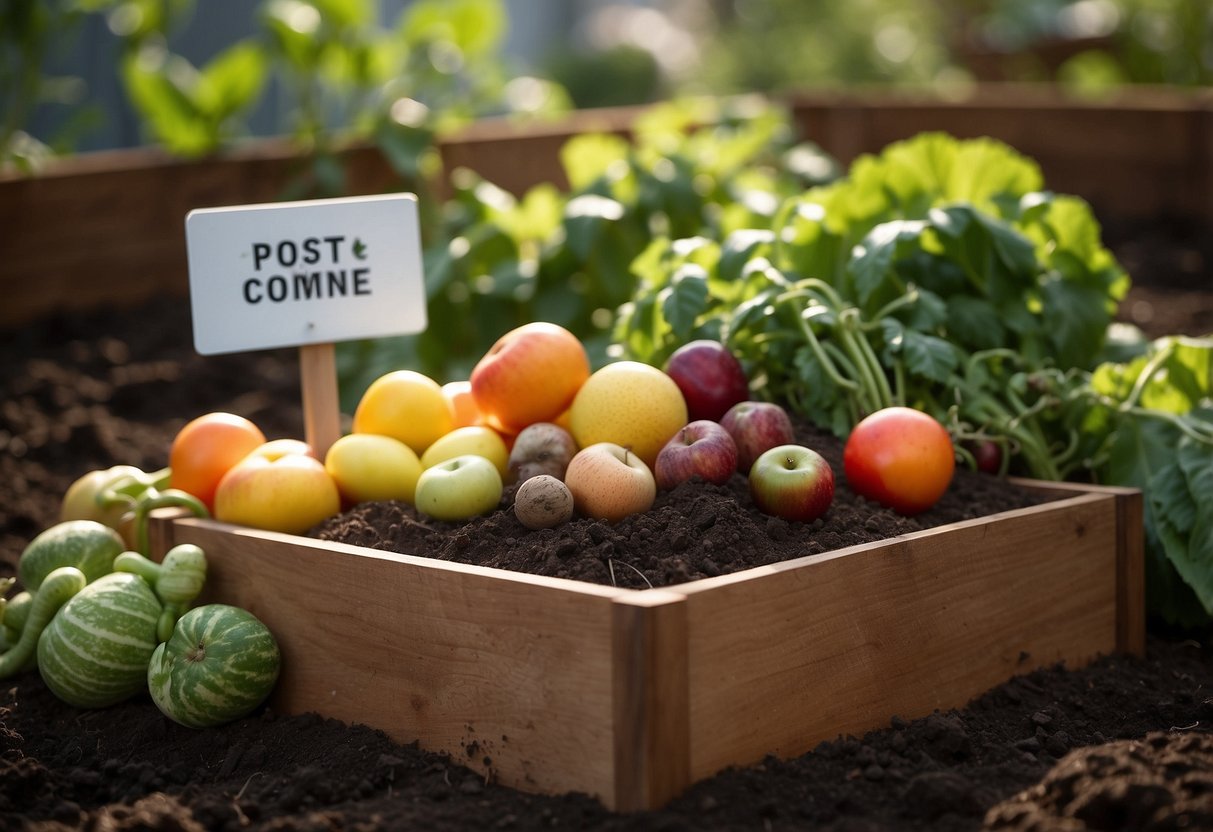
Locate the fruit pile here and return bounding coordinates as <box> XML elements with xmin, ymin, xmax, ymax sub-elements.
<box><xmin>164</xmin><ymin>322</ymin><xmax>958</xmax><ymax>537</ymax></box>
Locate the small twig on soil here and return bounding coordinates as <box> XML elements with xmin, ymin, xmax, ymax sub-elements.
<box><xmin>614</xmin><ymin>559</ymin><xmax>653</xmax><ymax>589</ymax></box>
<box><xmin>234</xmin><ymin>772</ymin><xmax>263</xmax><ymax>801</ymax></box>
<box><xmin>232</xmin><ymin>772</ymin><xmax>262</xmax><ymax>827</ymax></box>
<box><xmin>1171</xmin><ymin>721</ymin><xmax>1200</xmax><ymax>732</ymax></box>
<box><xmin>607</xmin><ymin>559</ymin><xmax>617</xmax><ymax>587</ymax></box>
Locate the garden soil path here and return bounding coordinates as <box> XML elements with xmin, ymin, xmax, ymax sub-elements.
<box><xmin>1</xmin><ymin>221</ymin><xmax>1212</xmax><ymax>830</ymax></box>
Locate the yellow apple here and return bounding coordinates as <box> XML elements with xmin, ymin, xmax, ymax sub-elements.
<box><xmin>214</xmin><ymin>447</ymin><xmax>341</xmax><ymax>535</ymax></box>
<box><xmin>569</xmin><ymin>361</ymin><xmax>688</xmax><ymax>468</ymax></box>
<box><xmin>352</xmin><ymin>370</ymin><xmax>452</xmax><ymax>455</ymax></box>
<box><xmin>420</xmin><ymin>425</ymin><xmax>510</xmax><ymax>478</ymax></box>
<box><xmin>325</xmin><ymin>433</ymin><xmax>423</xmax><ymax>505</ymax></box>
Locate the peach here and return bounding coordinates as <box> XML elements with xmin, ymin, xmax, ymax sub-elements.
<box><xmin>470</xmin><ymin>323</ymin><xmax>590</xmax><ymax>434</ymax></box>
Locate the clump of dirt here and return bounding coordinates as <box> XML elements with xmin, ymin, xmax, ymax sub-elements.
<box><xmin>985</xmin><ymin>731</ymin><xmax>1213</xmax><ymax>831</ymax></box>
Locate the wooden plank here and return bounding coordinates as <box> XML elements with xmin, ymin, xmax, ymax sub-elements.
<box><xmin>1114</xmin><ymin>489</ymin><xmax>1146</xmax><ymax>657</ymax></box>
<box><xmin>1014</xmin><ymin>479</ymin><xmax>1144</xmax><ymax>656</ymax></box>
<box><xmin>676</xmin><ymin>491</ymin><xmax>1121</xmax><ymax>782</ymax></box>
<box><xmin>169</xmin><ymin>516</ymin><xmax>628</xmax><ymax>803</ymax></box>
<box><xmin>611</xmin><ymin>590</ymin><xmax>690</xmax><ymax>812</ymax></box>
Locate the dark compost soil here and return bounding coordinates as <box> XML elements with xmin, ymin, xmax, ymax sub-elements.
<box><xmin>1</xmin><ymin>220</ymin><xmax>1212</xmax><ymax>831</ymax></box>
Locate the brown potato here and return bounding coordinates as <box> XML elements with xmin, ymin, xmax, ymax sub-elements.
<box><xmin>513</xmin><ymin>474</ymin><xmax>574</xmax><ymax>530</ymax></box>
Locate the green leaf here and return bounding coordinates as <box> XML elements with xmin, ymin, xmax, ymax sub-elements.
<box><xmin>1149</xmin><ymin>435</ymin><xmax>1213</xmax><ymax>619</ymax></box>
<box><xmin>312</xmin><ymin>0</ymin><xmax>373</xmax><ymax>27</ymax></box>
<box><xmin>1092</xmin><ymin>336</ymin><xmax>1213</xmax><ymax>413</ymax></box>
<box><xmin>905</xmin><ymin>287</ymin><xmax>947</xmax><ymax>331</ymax></box>
<box><xmin>561</xmin><ymin>133</ymin><xmax>630</xmax><ymax>192</ymax></box>
<box><xmin>849</xmin><ymin>220</ymin><xmax>926</xmax><ymax>305</ymax></box>
<box><xmin>121</xmin><ymin>52</ymin><xmax>213</xmax><ymax>157</ymax></box>
<box><xmin>195</xmin><ymin>40</ymin><xmax>266</xmax><ymax>121</ymax></box>
<box><xmin>903</xmin><ymin>331</ymin><xmax>960</xmax><ymax>383</ymax></box>
<box><xmin>374</xmin><ymin>120</ymin><xmax>434</xmax><ymax>178</ymax></box>
<box><xmin>660</xmin><ymin>266</ymin><xmax>709</xmax><ymax>341</ymax></box>
<box><xmin>563</xmin><ymin>194</ymin><xmax>625</xmax><ymax>259</ymax></box>
<box><xmin>1040</xmin><ymin>278</ymin><xmax>1111</xmax><ymax>369</ymax></box>
<box><xmin>400</xmin><ymin>0</ymin><xmax>505</xmax><ymax>57</ymax></box>
<box><xmin>718</xmin><ymin>229</ymin><xmax>775</xmax><ymax>284</ymax></box>
<box><xmin>945</xmin><ymin>295</ymin><xmax>1007</xmax><ymax>351</ymax></box>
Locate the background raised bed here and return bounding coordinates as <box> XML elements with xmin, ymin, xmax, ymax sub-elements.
<box><xmin>2</xmin><ymin>85</ymin><xmax>1212</xmax><ymax>330</ymax></box>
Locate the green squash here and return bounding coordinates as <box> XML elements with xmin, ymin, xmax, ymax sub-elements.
<box><xmin>37</xmin><ymin>572</ymin><xmax>161</xmax><ymax>708</ymax></box>
<box><xmin>148</xmin><ymin>604</ymin><xmax>280</xmax><ymax>728</ymax></box>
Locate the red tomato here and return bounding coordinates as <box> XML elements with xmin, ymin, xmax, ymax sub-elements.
<box><xmin>843</xmin><ymin>407</ymin><xmax>955</xmax><ymax>515</ymax></box>
<box><xmin>169</xmin><ymin>412</ymin><xmax>267</xmax><ymax>510</ymax></box>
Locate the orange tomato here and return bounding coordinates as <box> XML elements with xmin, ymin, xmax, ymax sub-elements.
<box><xmin>169</xmin><ymin>412</ymin><xmax>267</xmax><ymax>510</ymax></box>
<box><xmin>843</xmin><ymin>407</ymin><xmax>955</xmax><ymax>515</ymax></box>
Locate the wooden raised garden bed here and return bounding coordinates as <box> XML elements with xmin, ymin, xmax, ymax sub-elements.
<box><xmin>148</xmin><ymin>479</ymin><xmax>1143</xmax><ymax>812</ymax></box>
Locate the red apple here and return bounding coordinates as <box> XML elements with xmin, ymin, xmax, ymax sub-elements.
<box><xmin>654</xmin><ymin>420</ymin><xmax>739</xmax><ymax>489</ymax></box>
<box><xmin>720</xmin><ymin>401</ymin><xmax>796</xmax><ymax>473</ymax></box>
<box><xmin>748</xmin><ymin>444</ymin><xmax>835</xmax><ymax>522</ymax></box>
<box><xmin>663</xmin><ymin>340</ymin><xmax>750</xmax><ymax>422</ymax></box>
<box><xmin>564</xmin><ymin>442</ymin><xmax>656</xmax><ymax>523</ymax></box>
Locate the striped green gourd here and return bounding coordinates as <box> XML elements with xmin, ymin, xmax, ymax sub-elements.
<box><xmin>37</xmin><ymin>572</ymin><xmax>162</xmax><ymax>708</ymax></box>
<box><xmin>0</xmin><ymin>568</ymin><xmax>87</xmax><ymax>678</ymax></box>
<box><xmin>18</xmin><ymin>520</ymin><xmax>125</xmax><ymax>591</ymax></box>
<box><xmin>148</xmin><ymin>604</ymin><xmax>280</xmax><ymax>728</ymax></box>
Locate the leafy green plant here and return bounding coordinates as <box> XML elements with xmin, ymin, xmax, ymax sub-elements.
<box><xmin>613</xmin><ymin>130</ymin><xmax>1213</xmax><ymax>627</ymax></box>
<box><xmin>616</xmin><ymin>133</ymin><xmax>1127</xmax><ymax>446</ymax></box>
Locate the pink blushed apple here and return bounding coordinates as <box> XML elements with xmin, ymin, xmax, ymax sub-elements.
<box><xmin>470</xmin><ymin>322</ymin><xmax>590</xmax><ymax>433</ymax></box>
<box><xmin>563</xmin><ymin>442</ymin><xmax>656</xmax><ymax>523</ymax></box>
<box><xmin>663</xmin><ymin>340</ymin><xmax>751</xmax><ymax>422</ymax></box>
<box><xmin>720</xmin><ymin>401</ymin><xmax>796</xmax><ymax>472</ymax></box>
<box><xmin>654</xmin><ymin>420</ymin><xmax>738</xmax><ymax>489</ymax></box>
<box><xmin>748</xmin><ymin>444</ymin><xmax>834</xmax><ymax>522</ymax></box>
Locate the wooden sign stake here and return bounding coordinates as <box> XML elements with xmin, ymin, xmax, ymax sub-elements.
<box><xmin>300</xmin><ymin>342</ymin><xmax>342</xmax><ymax>460</ymax></box>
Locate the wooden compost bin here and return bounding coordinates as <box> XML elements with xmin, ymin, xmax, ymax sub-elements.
<box><xmin>148</xmin><ymin>480</ymin><xmax>1143</xmax><ymax>812</ymax></box>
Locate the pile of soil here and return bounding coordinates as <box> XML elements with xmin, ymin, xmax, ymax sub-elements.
<box><xmin>1</xmin><ymin>219</ymin><xmax>1211</xmax><ymax>830</ymax></box>
<box><xmin>313</xmin><ymin>426</ymin><xmax>1047</xmax><ymax>590</ymax></box>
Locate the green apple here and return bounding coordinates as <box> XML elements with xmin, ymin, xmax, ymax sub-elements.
<box><xmin>748</xmin><ymin>444</ymin><xmax>835</xmax><ymax>522</ymax></box>
<box><xmin>414</xmin><ymin>454</ymin><xmax>503</xmax><ymax>521</ymax></box>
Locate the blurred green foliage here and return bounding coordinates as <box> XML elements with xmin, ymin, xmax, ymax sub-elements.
<box><xmin>6</xmin><ymin>0</ymin><xmax>1212</xmax><ymax>169</ymax></box>
<box><xmin>1</xmin><ymin>0</ymin><xmax>570</xmax><ymax>173</ymax></box>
